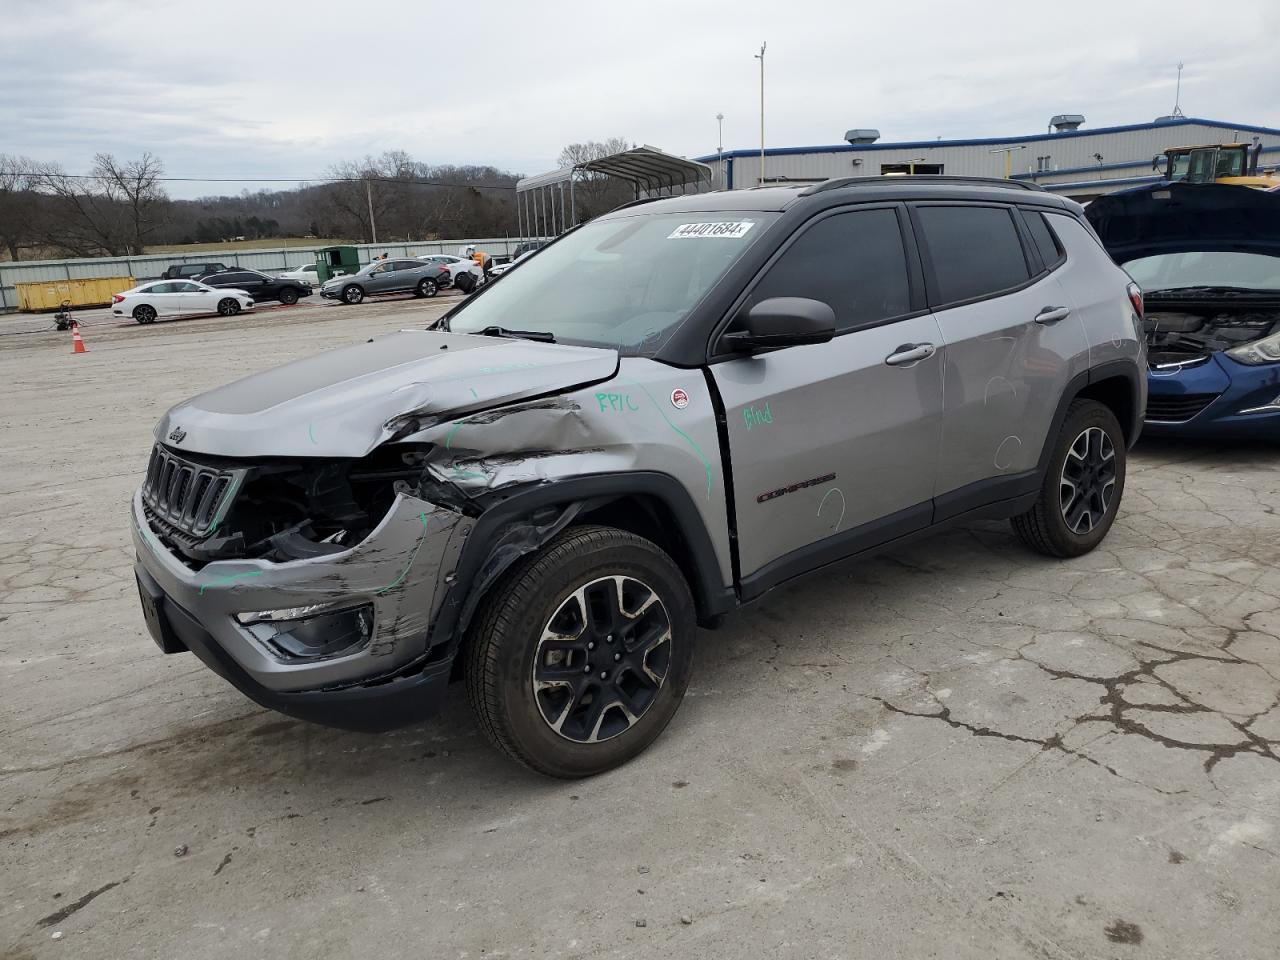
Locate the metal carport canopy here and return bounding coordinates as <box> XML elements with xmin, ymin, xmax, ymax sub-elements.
<box><xmin>515</xmin><ymin>146</ymin><xmax>713</xmax><ymax>236</ymax></box>
<box><xmin>576</xmin><ymin>145</ymin><xmax>712</xmax><ymax>195</ymax></box>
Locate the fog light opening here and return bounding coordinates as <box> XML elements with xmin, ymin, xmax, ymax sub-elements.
<box><xmin>238</xmin><ymin>602</ymin><xmax>375</xmax><ymax>662</ymax></box>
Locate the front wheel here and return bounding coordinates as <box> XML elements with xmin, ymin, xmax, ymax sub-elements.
<box><xmin>278</xmin><ymin>288</ymin><xmax>299</xmax><ymax>305</ymax></box>
<box><xmin>1011</xmin><ymin>399</ymin><xmax>1126</xmax><ymax>557</ymax></box>
<box><xmin>416</xmin><ymin>278</ymin><xmax>438</xmax><ymax>298</ymax></box>
<box><xmin>342</xmin><ymin>284</ymin><xmax>364</xmax><ymax>304</ymax></box>
<box><xmin>217</xmin><ymin>298</ymin><xmax>241</xmax><ymax>317</ymax></box>
<box><xmin>465</xmin><ymin>526</ymin><xmax>696</xmax><ymax>778</ymax></box>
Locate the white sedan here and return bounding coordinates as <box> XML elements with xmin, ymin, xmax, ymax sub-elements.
<box><xmin>111</xmin><ymin>280</ymin><xmax>255</xmax><ymax>325</ymax></box>
<box><xmin>417</xmin><ymin>254</ymin><xmax>483</xmax><ymax>288</ymax></box>
<box><xmin>278</xmin><ymin>262</ymin><xmax>323</xmax><ymax>284</ymax></box>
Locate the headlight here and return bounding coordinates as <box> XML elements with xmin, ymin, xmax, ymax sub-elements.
<box><xmin>237</xmin><ymin>602</ymin><xmax>374</xmax><ymax>661</ymax></box>
<box><xmin>1227</xmin><ymin>331</ymin><xmax>1280</xmax><ymax>365</ymax></box>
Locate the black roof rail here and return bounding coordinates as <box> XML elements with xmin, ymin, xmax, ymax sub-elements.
<box><xmin>801</xmin><ymin>175</ymin><xmax>1046</xmax><ymax>195</ymax></box>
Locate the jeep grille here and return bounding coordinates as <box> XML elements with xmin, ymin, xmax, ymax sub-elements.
<box><xmin>142</xmin><ymin>445</ymin><xmax>241</xmax><ymax>537</ymax></box>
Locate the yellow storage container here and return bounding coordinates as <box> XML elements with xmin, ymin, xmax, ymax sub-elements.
<box><xmin>16</xmin><ymin>277</ymin><xmax>135</xmax><ymax>312</ymax></box>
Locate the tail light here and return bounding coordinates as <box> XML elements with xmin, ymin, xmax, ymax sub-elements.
<box><xmin>1126</xmin><ymin>281</ymin><xmax>1143</xmax><ymax>319</ymax></box>
<box><xmin>112</xmin><ymin>294</ymin><xmax>124</xmax><ymax>304</ymax></box>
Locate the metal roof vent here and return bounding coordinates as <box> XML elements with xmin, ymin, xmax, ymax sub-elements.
<box><xmin>844</xmin><ymin>129</ymin><xmax>881</xmax><ymax>145</ymax></box>
<box><xmin>1049</xmin><ymin>114</ymin><xmax>1085</xmax><ymax>132</ymax></box>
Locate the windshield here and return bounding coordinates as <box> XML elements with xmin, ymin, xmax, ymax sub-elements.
<box><xmin>446</xmin><ymin>211</ymin><xmax>778</xmax><ymax>354</ymax></box>
<box><xmin>1125</xmin><ymin>251</ymin><xmax>1280</xmax><ymax>293</ymax></box>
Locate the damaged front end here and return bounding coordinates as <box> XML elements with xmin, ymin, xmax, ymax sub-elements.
<box><xmin>141</xmin><ymin>441</ymin><xmax>464</xmax><ymax>566</ymax></box>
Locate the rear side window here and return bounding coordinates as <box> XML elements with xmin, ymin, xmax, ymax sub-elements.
<box><xmin>1022</xmin><ymin>210</ymin><xmax>1064</xmax><ymax>270</ymax></box>
<box><xmin>916</xmin><ymin>205</ymin><xmax>1030</xmax><ymax>305</ymax></box>
<box><xmin>749</xmin><ymin>208</ymin><xmax>911</xmax><ymax>333</ymax></box>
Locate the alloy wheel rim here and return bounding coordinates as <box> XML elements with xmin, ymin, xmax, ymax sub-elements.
<box><xmin>1060</xmin><ymin>426</ymin><xmax>1116</xmax><ymax>535</ymax></box>
<box><xmin>531</xmin><ymin>575</ymin><xmax>672</xmax><ymax>743</ymax></box>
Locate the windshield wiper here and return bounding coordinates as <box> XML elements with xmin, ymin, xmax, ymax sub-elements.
<box><xmin>476</xmin><ymin>325</ymin><xmax>556</xmax><ymax>343</ymax></box>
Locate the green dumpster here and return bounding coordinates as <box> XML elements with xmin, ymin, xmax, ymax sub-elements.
<box><xmin>315</xmin><ymin>246</ymin><xmax>361</xmax><ymax>284</ymax></box>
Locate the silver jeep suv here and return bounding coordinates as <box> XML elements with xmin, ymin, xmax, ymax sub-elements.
<box><xmin>132</xmin><ymin>177</ymin><xmax>1145</xmax><ymax>777</ymax></box>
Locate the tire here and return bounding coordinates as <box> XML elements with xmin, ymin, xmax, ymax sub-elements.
<box><xmin>278</xmin><ymin>288</ymin><xmax>299</xmax><ymax>305</ymax></box>
<box><xmin>416</xmin><ymin>278</ymin><xmax>438</xmax><ymax>298</ymax></box>
<box><xmin>1011</xmin><ymin>399</ymin><xmax>1126</xmax><ymax>558</ymax></box>
<box><xmin>133</xmin><ymin>304</ymin><xmax>156</xmax><ymax>325</ymax></box>
<box><xmin>217</xmin><ymin>298</ymin><xmax>241</xmax><ymax>317</ymax></box>
<box><xmin>454</xmin><ymin>272</ymin><xmax>476</xmax><ymax>294</ymax></box>
<box><xmin>342</xmin><ymin>285</ymin><xmax>364</xmax><ymax>305</ymax></box>
<box><xmin>465</xmin><ymin>525</ymin><xmax>696</xmax><ymax>778</ymax></box>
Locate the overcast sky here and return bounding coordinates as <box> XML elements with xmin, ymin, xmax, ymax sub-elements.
<box><xmin>6</xmin><ymin>0</ymin><xmax>1278</xmax><ymax>199</ymax></box>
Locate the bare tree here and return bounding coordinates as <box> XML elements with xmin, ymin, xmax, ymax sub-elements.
<box><xmin>0</xmin><ymin>154</ymin><xmax>42</xmax><ymax>261</ymax></box>
<box><xmin>323</xmin><ymin>152</ymin><xmax>415</xmax><ymax>243</ymax></box>
<box><xmin>36</xmin><ymin>153</ymin><xmax>168</xmax><ymax>256</ymax></box>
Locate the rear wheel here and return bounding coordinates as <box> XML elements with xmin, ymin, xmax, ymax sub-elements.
<box><xmin>132</xmin><ymin>304</ymin><xmax>156</xmax><ymax>325</ymax></box>
<box><xmin>342</xmin><ymin>285</ymin><xmax>364</xmax><ymax>305</ymax></box>
<box><xmin>466</xmin><ymin>525</ymin><xmax>696</xmax><ymax>778</ymax></box>
<box><xmin>217</xmin><ymin>298</ymin><xmax>241</xmax><ymax>317</ymax></box>
<box><xmin>416</xmin><ymin>278</ymin><xmax>438</xmax><ymax>298</ymax></box>
<box><xmin>278</xmin><ymin>288</ymin><xmax>299</xmax><ymax>305</ymax></box>
<box><xmin>1012</xmin><ymin>399</ymin><xmax>1126</xmax><ymax>557</ymax></box>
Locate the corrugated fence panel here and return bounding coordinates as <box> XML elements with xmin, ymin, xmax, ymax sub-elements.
<box><xmin>0</xmin><ymin>237</ymin><xmax>542</xmax><ymax>313</ymax></box>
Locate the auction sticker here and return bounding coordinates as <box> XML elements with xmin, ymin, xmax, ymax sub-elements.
<box><xmin>670</xmin><ymin>388</ymin><xmax>690</xmax><ymax>409</ymax></box>
<box><xmin>667</xmin><ymin>221</ymin><xmax>755</xmax><ymax>240</ymax></box>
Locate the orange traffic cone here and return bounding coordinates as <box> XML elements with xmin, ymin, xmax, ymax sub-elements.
<box><xmin>71</xmin><ymin>322</ymin><xmax>87</xmax><ymax>354</ymax></box>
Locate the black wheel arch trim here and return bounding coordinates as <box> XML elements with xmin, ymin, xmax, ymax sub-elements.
<box><xmin>428</xmin><ymin>471</ymin><xmax>735</xmax><ymax>661</ymax></box>
<box><xmin>1039</xmin><ymin>359</ymin><xmax>1144</xmax><ymax>475</ymax></box>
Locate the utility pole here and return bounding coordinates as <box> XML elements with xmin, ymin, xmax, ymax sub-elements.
<box><xmin>755</xmin><ymin>42</ymin><xmax>767</xmax><ymax>184</ymax></box>
<box><xmin>365</xmin><ymin>178</ymin><xmax>378</xmax><ymax>245</ymax></box>
<box><xmin>716</xmin><ymin>112</ymin><xmax>725</xmax><ymax>188</ymax></box>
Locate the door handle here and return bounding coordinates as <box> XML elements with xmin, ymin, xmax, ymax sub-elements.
<box><xmin>1035</xmin><ymin>305</ymin><xmax>1071</xmax><ymax>324</ymax></box>
<box><xmin>884</xmin><ymin>343</ymin><xmax>936</xmax><ymax>366</ymax></box>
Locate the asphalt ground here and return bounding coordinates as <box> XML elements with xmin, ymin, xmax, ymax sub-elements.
<box><xmin>2</xmin><ymin>298</ymin><xmax>1278</xmax><ymax>959</ymax></box>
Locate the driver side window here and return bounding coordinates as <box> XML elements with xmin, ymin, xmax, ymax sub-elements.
<box><xmin>748</xmin><ymin>208</ymin><xmax>912</xmax><ymax>334</ymax></box>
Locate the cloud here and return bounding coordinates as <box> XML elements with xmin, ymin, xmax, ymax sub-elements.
<box><xmin>4</xmin><ymin>0</ymin><xmax>1278</xmax><ymax>198</ymax></box>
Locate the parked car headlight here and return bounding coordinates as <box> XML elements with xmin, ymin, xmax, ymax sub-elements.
<box><xmin>1227</xmin><ymin>331</ymin><xmax>1280</xmax><ymax>365</ymax></box>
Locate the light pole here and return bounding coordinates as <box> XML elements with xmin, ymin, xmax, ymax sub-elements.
<box><xmin>988</xmin><ymin>144</ymin><xmax>1027</xmax><ymax>179</ymax></box>
<box><xmin>754</xmin><ymin>42</ymin><xmax>766</xmax><ymax>184</ymax></box>
<box><xmin>716</xmin><ymin>112</ymin><xmax>725</xmax><ymax>189</ymax></box>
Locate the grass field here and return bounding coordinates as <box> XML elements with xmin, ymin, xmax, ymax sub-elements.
<box><xmin>143</xmin><ymin>237</ymin><xmax>345</xmax><ymax>254</ymax></box>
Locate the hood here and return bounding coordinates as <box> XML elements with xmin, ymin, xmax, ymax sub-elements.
<box><xmin>1086</xmin><ymin>182</ymin><xmax>1280</xmax><ymax>263</ymax></box>
<box><xmin>156</xmin><ymin>330</ymin><xmax>619</xmax><ymax>458</ymax></box>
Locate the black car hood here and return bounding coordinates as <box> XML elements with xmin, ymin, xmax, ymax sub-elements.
<box><xmin>1086</xmin><ymin>182</ymin><xmax>1280</xmax><ymax>263</ymax></box>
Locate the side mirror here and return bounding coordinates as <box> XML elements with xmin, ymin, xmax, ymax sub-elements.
<box><xmin>722</xmin><ymin>297</ymin><xmax>836</xmax><ymax>353</ymax></box>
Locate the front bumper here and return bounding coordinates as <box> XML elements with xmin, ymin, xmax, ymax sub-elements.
<box><xmin>130</xmin><ymin>489</ymin><xmax>475</xmax><ymax>730</ymax></box>
<box><xmin>1144</xmin><ymin>353</ymin><xmax>1280</xmax><ymax>439</ymax></box>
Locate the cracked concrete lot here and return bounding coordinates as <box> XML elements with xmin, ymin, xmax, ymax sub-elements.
<box><xmin>3</xmin><ymin>301</ymin><xmax>1279</xmax><ymax>959</ymax></box>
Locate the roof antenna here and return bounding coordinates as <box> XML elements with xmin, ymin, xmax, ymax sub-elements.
<box><xmin>1171</xmin><ymin>62</ymin><xmax>1186</xmax><ymax>119</ymax></box>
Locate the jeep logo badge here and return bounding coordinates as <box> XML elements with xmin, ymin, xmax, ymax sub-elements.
<box><xmin>168</xmin><ymin>426</ymin><xmax>187</xmax><ymax>444</ymax></box>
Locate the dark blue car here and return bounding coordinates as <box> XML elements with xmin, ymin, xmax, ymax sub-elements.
<box><xmin>1087</xmin><ymin>183</ymin><xmax>1280</xmax><ymax>439</ymax></box>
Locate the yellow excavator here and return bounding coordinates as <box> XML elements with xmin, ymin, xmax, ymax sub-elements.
<box><xmin>1153</xmin><ymin>142</ymin><xmax>1276</xmax><ymax>189</ymax></box>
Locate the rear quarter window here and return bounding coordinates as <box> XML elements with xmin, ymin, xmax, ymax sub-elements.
<box><xmin>916</xmin><ymin>205</ymin><xmax>1031</xmax><ymax>305</ymax></box>
<box><xmin>1022</xmin><ymin>210</ymin><xmax>1065</xmax><ymax>270</ymax></box>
